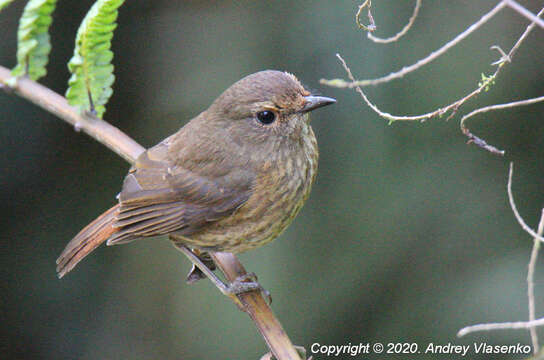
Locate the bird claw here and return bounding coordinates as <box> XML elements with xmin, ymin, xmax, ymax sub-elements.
<box><xmin>226</xmin><ymin>272</ymin><xmax>272</xmax><ymax>305</ymax></box>
<box><xmin>174</xmin><ymin>244</ymin><xmax>272</xmax><ymax>308</ymax></box>
<box><xmin>185</xmin><ymin>250</ymin><xmax>216</xmax><ymax>284</ymax></box>
<box><xmin>186</xmin><ymin>264</ymin><xmax>207</xmax><ymax>284</ymax></box>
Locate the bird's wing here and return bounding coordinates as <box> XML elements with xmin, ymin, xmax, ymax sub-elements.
<box><xmin>107</xmin><ymin>142</ymin><xmax>254</xmax><ymax>245</ymax></box>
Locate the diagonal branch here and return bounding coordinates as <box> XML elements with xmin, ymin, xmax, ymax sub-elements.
<box><xmin>0</xmin><ymin>65</ymin><xmax>301</xmax><ymax>360</ymax></box>
<box><xmin>326</xmin><ymin>5</ymin><xmax>543</xmax><ymax>127</ymax></box>
<box><xmin>504</xmin><ymin>0</ymin><xmax>544</xmax><ymax>30</ymax></box>
<box><xmin>460</xmin><ymin>95</ymin><xmax>544</xmax><ymax>155</ymax></box>
<box><xmin>322</xmin><ymin>1</ymin><xmax>507</xmax><ymax>88</ymax></box>
<box><xmin>0</xmin><ymin>67</ymin><xmax>143</xmax><ymax>162</ymax></box>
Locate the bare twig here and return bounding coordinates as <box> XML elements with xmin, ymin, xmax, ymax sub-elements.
<box><xmin>323</xmin><ymin>1</ymin><xmax>544</xmax><ymax>89</ymax></box>
<box><xmin>0</xmin><ymin>64</ymin><xmax>301</xmax><ymax>360</ymax></box>
<box><xmin>327</xmin><ymin>5</ymin><xmax>543</xmax><ymax>126</ymax></box>
<box><xmin>460</xmin><ymin>96</ymin><xmax>544</xmax><ymax>155</ymax></box>
<box><xmin>356</xmin><ymin>0</ymin><xmax>376</xmax><ymax>32</ymax></box>
<box><xmin>490</xmin><ymin>45</ymin><xmax>511</xmax><ymax>65</ymax></box>
<box><xmin>504</xmin><ymin>0</ymin><xmax>544</xmax><ymax>30</ymax></box>
<box><xmin>508</xmin><ymin>163</ymin><xmax>544</xmax><ymax>243</ymax></box>
<box><xmin>458</xmin><ymin>317</ymin><xmax>544</xmax><ymax>338</ymax></box>
<box><xmin>528</xmin><ymin>209</ymin><xmax>544</xmax><ymax>353</ymax></box>
<box><xmin>367</xmin><ymin>0</ymin><xmax>421</xmax><ymax>44</ymax></box>
<box><xmin>506</xmin><ymin>5</ymin><xmax>544</xmax><ymax>60</ymax></box>
<box><xmin>322</xmin><ymin>1</ymin><xmax>507</xmax><ymax>88</ymax></box>
<box><xmin>333</xmin><ymin>53</ymin><xmax>498</xmax><ymax>123</ymax></box>
<box><xmin>462</xmin><ymin>131</ymin><xmax>505</xmax><ymax>155</ymax></box>
<box><xmin>457</xmin><ymin>166</ymin><xmax>544</xmax><ymax>342</ymax></box>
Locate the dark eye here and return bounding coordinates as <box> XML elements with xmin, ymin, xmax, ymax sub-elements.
<box><xmin>256</xmin><ymin>110</ymin><xmax>276</xmax><ymax>125</ymax></box>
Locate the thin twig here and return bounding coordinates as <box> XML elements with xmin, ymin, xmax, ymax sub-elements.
<box><xmin>490</xmin><ymin>45</ymin><xmax>511</xmax><ymax>65</ymax></box>
<box><xmin>328</xmin><ymin>5</ymin><xmax>543</xmax><ymax>125</ymax></box>
<box><xmin>458</xmin><ymin>4</ymin><xmax>544</xmax><ymax>153</ymax></box>
<box><xmin>504</xmin><ymin>0</ymin><xmax>544</xmax><ymax>30</ymax></box>
<box><xmin>460</xmin><ymin>96</ymin><xmax>544</xmax><ymax>155</ymax></box>
<box><xmin>367</xmin><ymin>0</ymin><xmax>421</xmax><ymax>44</ymax></box>
<box><xmin>0</xmin><ymin>64</ymin><xmax>301</xmax><ymax>360</ymax></box>
<box><xmin>322</xmin><ymin>1</ymin><xmax>507</xmax><ymax>88</ymax></box>
<box><xmin>333</xmin><ymin>53</ymin><xmax>498</xmax><ymax>123</ymax></box>
<box><xmin>458</xmin><ymin>317</ymin><xmax>544</xmax><ymax>337</ymax></box>
<box><xmin>508</xmin><ymin>163</ymin><xmax>544</xmax><ymax>243</ymax></box>
<box><xmin>356</xmin><ymin>0</ymin><xmax>376</xmax><ymax>32</ymax></box>
<box><xmin>505</xmin><ymin>5</ymin><xmax>544</xmax><ymax>60</ymax></box>
<box><xmin>458</xmin><ymin>167</ymin><xmax>544</xmax><ymax>339</ymax></box>
<box><xmin>528</xmin><ymin>209</ymin><xmax>544</xmax><ymax>353</ymax></box>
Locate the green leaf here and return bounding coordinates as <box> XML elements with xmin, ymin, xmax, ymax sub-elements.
<box><xmin>66</xmin><ymin>0</ymin><xmax>125</xmax><ymax>118</ymax></box>
<box><xmin>0</xmin><ymin>0</ymin><xmax>17</xmax><ymax>12</ymax></box>
<box><xmin>11</xmin><ymin>0</ymin><xmax>58</xmax><ymax>80</ymax></box>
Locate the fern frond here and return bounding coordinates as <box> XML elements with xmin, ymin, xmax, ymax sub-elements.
<box><xmin>65</xmin><ymin>0</ymin><xmax>125</xmax><ymax>118</ymax></box>
<box><xmin>11</xmin><ymin>0</ymin><xmax>58</xmax><ymax>80</ymax></box>
<box><xmin>0</xmin><ymin>0</ymin><xmax>17</xmax><ymax>12</ymax></box>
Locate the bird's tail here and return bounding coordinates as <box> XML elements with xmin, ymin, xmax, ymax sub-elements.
<box><xmin>56</xmin><ymin>204</ymin><xmax>120</xmax><ymax>278</ymax></box>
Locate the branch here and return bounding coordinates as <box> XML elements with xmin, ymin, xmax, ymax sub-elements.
<box><xmin>322</xmin><ymin>1</ymin><xmax>543</xmax><ymax>91</ymax></box>
<box><xmin>527</xmin><ymin>209</ymin><xmax>544</xmax><ymax>353</ymax></box>
<box><xmin>508</xmin><ymin>163</ymin><xmax>544</xmax><ymax>243</ymax></box>
<box><xmin>504</xmin><ymin>0</ymin><xmax>544</xmax><ymax>30</ymax></box>
<box><xmin>457</xmin><ymin>166</ymin><xmax>544</xmax><ymax>340</ymax></box>
<box><xmin>322</xmin><ymin>1</ymin><xmax>507</xmax><ymax>88</ymax></box>
<box><xmin>367</xmin><ymin>0</ymin><xmax>421</xmax><ymax>44</ymax></box>
<box><xmin>212</xmin><ymin>252</ymin><xmax>302</xmax><ymax>360</ymax></box>
<box><xmin>458</xmin><ymin>317</ymin><xmax>544</xmax><ymax>338</ymax></box>
<box><xmin>0</xmin><ymin>66</ymin><xmax>143</xmax><ymax>162</ymax></box>
<box><xmin>332</xmin><ymin>53</ymin><xmax>497</xmax><ymax>123</ymax></box>
<box><xmin>326</xmin><ymin>4</ymin><xmax>543</xmax><ymax>126</ymax></box>
<box><xmin>355</xmin><ymin>0</ymin><xmax>376</xmax><ymax>32</ymax></box>
<box><xmin>460</xmin><ymin>95</ymin><xmax>544</xmax><ymax>155</ymax></box>
<box><xmin>0</xmin><ymin>64</ymin><xmax>301</xmax><ymax>360</ymax></box>
<box><xmin>457</xmin><ymin>206</ymin><xmax>544</xmax><ymax>339</ymax></box>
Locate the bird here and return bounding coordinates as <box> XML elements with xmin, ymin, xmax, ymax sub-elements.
<box><xmin>56</xmin><ymin>70</ymin><xmax>335</xmax><ymax>282</ymax></box>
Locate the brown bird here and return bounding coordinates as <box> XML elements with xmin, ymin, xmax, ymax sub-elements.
<box><xmin>56</xmin><ymin>70</ymin><xmax>335</xmax><ymax>280</ymax></box>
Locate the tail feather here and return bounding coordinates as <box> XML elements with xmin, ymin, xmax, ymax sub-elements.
<box><xmin>56</xmin><ymin>204</ymin><xmax>120</xmax><ymax>278</ymax></box>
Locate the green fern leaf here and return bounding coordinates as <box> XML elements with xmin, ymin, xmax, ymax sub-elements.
<box><xmin>66</xmin><ymin>0</ymin><xmax>125</xmax><ymax>118</ymax></box>
<box><xmin>0</xmin><ymin>0</ymin><xmax>17</xmax><ymax>12</ymax></box>
<box><xmin>11</xmin><ymin>0</ymin><xmax>58</xmax><ymax>80</ymax></box>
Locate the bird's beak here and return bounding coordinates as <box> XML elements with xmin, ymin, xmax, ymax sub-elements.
<box><xmin>301</xmin><ymin>95</ymin><xmax>336</xmax><ymax>113</ymax></box>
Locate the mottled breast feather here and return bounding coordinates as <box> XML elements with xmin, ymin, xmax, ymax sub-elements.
<box><xmin>170</xmin><ymin>122</ymin><xmax>318</xmax><ymax>253</ymax></box>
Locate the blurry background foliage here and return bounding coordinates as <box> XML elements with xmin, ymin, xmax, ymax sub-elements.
<box><xmin>1</xmin><ymin>1</ymin><xmax>543</xmax><ymax>359</ymax></box>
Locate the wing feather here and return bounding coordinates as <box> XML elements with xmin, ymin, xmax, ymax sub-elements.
<box><xmin>107</xmin><ymin>145</ymin><xmax>254</xmax><ymax>246</ymax></box>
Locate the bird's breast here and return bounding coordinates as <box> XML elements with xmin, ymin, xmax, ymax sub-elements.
<box><xmin>230</xmin><ymin>125</ymin><xmax>318</xmax><ymax>251</ymax></box>
<box><xmin>185</xmin><ymin>125</ymin><xmax>318</xmax><ymax>252</ymax></box>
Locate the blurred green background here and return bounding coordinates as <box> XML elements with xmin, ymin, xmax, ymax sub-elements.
<box><xmin>1</xmin><ymin>1</ymin><xmax>543</xmax><ymax>359</ymax></box>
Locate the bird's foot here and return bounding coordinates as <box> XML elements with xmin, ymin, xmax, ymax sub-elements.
<box><xmin>226</xmin><ymin>272</ymin><xmax>272</xmax><ymax>304</ymax></box>
<box><xmin>173</xmin><ymin>243</ymin><xmax>271</xmax><ymax>310</ymax></box>
<box><xmin>185</xmin><ymin>251</ymin><xmax>216</xmax><ymax>284</ymax></box>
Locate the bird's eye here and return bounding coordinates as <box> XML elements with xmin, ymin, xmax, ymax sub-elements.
<box><xmin>256</xmin><ymin>110</ymin><xmax>276</xmax><ymax>125</ymax></box>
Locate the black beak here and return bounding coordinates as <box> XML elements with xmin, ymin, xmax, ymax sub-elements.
<box><xmin>301</xmin><ymin>95</ymin><xmax>336</xmax><ymax>113</ymax></box>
